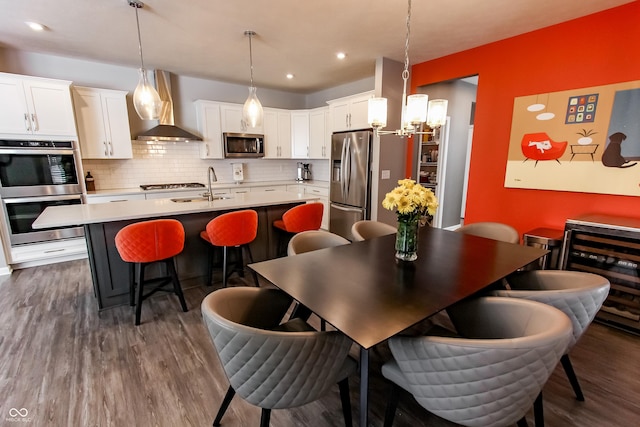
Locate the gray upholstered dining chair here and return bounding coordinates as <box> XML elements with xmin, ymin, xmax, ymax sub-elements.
<box><xmin>351</xmin><ymin>220</ymin><xmax>397</xmax><ymax>241</ymax></box>
<box><xmin>287</xmin><ymin>230</ymin><xmax>351</xmax><ymax>330</ymax></box>
<box><xmin>493</xmin><ymin>270</ymin><xmax>610</xmax><ymax>401</ymax></box>
<box><xmin>456</xmin><ymin>221</ymin><xmax>520</xmax><ymax>244</ymax></box>
<box><xmin>382</xmin><ymin>297</ymin><xmax>572</xmax><ymax>427</ymax></box>
<box><xmin>201</xmin><ymin>286</ymin><xmax>357</xmax><ymax>427</ymax></box>
<box><xmin>287</xmin><ymin>229</ymin><xmax>350</xmax><ymax>255</ymax></box>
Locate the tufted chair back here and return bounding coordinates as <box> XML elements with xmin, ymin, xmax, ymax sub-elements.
<box><xmin>201</xmin><ymin>287</ymin><xmax>356</xmax><ymax>415</ymax></box>
<box><xmin>456</xmin><ymin>222</ymin><xmax>520</xmax><ymax>244</ymax></box>
<box><xmin>115</xmin><ymin>219</ymin><xmax>184</xmax><ymax>263</ymax></box>
<box><xmin>496</xmin><ymin>270</ymin><xmax>610</xmax><ymax>350</ymax></box>
<box><xmin>287</xmin><ymin>230</ymin><xmax>350</xmax><ymax>255</ymax></box>
<box><xmin>351</xmin><ymin>220</ymin><xmax>396</xmax><ymax>242</ymax></box>
<box><xmin>205</xmin><ymin>209</ymin><xmax>258</xmax><ymax>247</ymax></box>
<box><xmin>493</xmin><ymin>270</ymin><xmax>610</xmax><ymax>402</ymax></box>
<box><xmin>278</xmin><ymin>202</ymin><xmax>323</xmax><ymax>233</ymax></box>
<box><xmin>382</xmin><ymin>297</ymin><xmax>572</xmax><ymax>427</ymax></box>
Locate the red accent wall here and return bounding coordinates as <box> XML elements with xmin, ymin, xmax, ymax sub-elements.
<box><xmin>410</xmin><ymin>2</ymin><xmax>640</xmax><ymax>235</ymax></box>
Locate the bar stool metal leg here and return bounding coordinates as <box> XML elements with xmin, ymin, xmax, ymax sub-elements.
<box><xmin>167</xmin><ymin>259</ymin><xmax>188</xmax><ymax>312</ymax></box>
<box><xmin>135</xmin><ymin>263</ymin><xmax>146</xmax><ymax>326</ymax></box>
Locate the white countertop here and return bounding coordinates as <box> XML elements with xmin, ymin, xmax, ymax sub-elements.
<box><xmin>34</xmin><ymin>191</ymin><xmax>319</xmax><ymax>228</ymax></box>
<box><xmin>86</xmin><ymin>180</ymin><xmax>328</xmax><ymax>198</ymax></box>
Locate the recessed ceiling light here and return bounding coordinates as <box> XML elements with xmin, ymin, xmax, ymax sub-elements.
<box><xmin>336</xmin><ymin>52</ymin><xmax>346</xmax><ymax>60</ymax></box>
<box><xmin>25</xmin><ymin>21</ymin><xmax>45</xmax><ymax>31</ymax></box>
<box><xmin>286</xmin><ymin>73</ymin><xmax>294</xmax><ymax>79</ymax></box>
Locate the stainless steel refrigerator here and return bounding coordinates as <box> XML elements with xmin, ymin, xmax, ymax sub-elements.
<box><xmin>329</xmin><ymin>130</ymin><xmax>372</xmax><ymax>241</ymax></box>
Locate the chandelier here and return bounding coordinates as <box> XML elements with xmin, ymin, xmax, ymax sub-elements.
<box><xmin>368</xmin><ymin>0</ymin><xmax>448</xmax><ymax>136</ymax></box>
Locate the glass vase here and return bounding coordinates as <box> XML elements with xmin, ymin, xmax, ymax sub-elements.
<box><xmin>395</xmin><ymin>216</ymin><xmax>419</xmax><ymax>261</ymax></box>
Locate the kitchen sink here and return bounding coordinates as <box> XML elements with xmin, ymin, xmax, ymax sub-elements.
<box><xmin>170</xmin><ymin>196</ymin><xmax>233</xmax><ymax>203</ymax></box>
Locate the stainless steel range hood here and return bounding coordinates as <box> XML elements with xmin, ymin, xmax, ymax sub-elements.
<box><xmin>136</xmin><ymin>70</ymin><xmax>202</xmax><ymax>142</ymax></box>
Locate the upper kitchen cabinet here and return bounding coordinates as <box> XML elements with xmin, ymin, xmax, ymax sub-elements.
<box><xmin>0</xmin><ymin>72</ymin><xmax>77</xmax><ymax>138</ymax></box>
<box><xmin>195</xmin><ymin>100</ymin><xmax>223</xmax><ymax>159</ymax></box>
<box><xmin>290</xmin><ymin>110</ymin><xmax>310</xmax><ymax>159</ymax></box>
<box><xmin>263</xmin><ymin>108</ymin><xmax>291</xmax><ymax>158</ymax></box>
<box><xmin>220</xmin><ymin>103</ymin><xmax>263</xmax><ymax>134</ymax></box>
<box><xmin>309</xmin><ymin>106</ymin><xmax>330</xmax><ymax>159</ymax></box>
<box><xmin>327</xmin><ymin>91</ymin><xmax>373</xmax><ymax>132</ymax></box>
<box><xmin>72</xmin><ymin>86</ymin><xmax>133</xmax><ymax>159</ymax></box>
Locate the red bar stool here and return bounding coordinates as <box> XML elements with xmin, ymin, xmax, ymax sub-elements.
<box><xmin>115</xmin><ymin>219</ymin><xmax>188</xmax><ymax>326</ymax></box>
<box><xmin>200</xmin><ymin>209</ymin><xmax>260</xmax><ymax>288</ymax></box>
<box><xmin>272</xmin><ymin>202</ymin><xmax>324</xmax><ymax>256</ymax></box>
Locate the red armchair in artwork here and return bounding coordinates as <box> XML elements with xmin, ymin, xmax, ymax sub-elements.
<box><xmin>521</xmin><ymin>132</ymin><xmax>568</xmax><ymax>166</ymax></box>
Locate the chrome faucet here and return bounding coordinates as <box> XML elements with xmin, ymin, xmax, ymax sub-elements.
<box><xmin>205</xmin><ymin>166</ymin><xmax>217</xmax><ymax>201</ymax></box>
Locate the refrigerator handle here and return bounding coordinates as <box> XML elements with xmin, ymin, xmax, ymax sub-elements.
<box><xmin>340</xmin><ymin>136</ymin><xmax>348</xmax><ymax>200</ymax></box>
<box><xmin>330</xmin><ymin>203</ymin><xmax>363</xmax><ymax>213</ymax></box>
<box><xmin>346</xmin><ymin>136</ymin><xmax>352</xmax><ymax>196</ymax></box>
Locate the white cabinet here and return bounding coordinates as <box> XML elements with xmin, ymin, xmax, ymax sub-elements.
<box><xmin>286</xmin><ymin>184</ymin><xmax>305</xmax><ymax>195</ymax></box>
<box><xmin>305</xmin><ymin>185</ymin><xmax>330</xmax><ymax>230</ymax></box>
<box><xmin>327</xmin><ymin>91</ymin><xmax>373</xmax><ymax>132</ymax></box>
<box><xmin>251</xmin><ymin>185</ymin><xmax>288</xmax><ymax>192</ymax></box>
<box><xmin>290</xmin><ymin>111</ymin><xmax>310</xmax><ymax>158</ymax></box>
<box><xmin>285</xmin><ymin>184</ymin><xmax>330</xmax><ymax>230</ymax></box>
<box><xmin>309</xmin><ymin>107</ymin><xmax>330</xmax><ymax>159</ymax></box>
<box><xmin>85</xmin><ymin>194</ymin><xmax>145</xmax><ymax>204</ymax></box>
<box><xmin>144</xmin><ymin>189</ymin><xmax>206</xmax><ymax>200</ymax></box>
<box><xmin>263</xmin><ymin>108</ymin><xmax>291</xmax><ymax>158</ymax></box>
<box><xmin>220</xmin><ymin>103</ymin><xmax>263</xmax><ymax>134</ymax></box>
<box><xmin>0</xmin><ymin>72</ymin><xmax>76</xmax><ymax>137</ymax></box>
<box><xmin>195</xmin><ymin>101</ymin><xmax>224</xmax><ymax>159</ymax></box>
<box><xmin>9</xmin><ymin>238</ymin><xmax>87</xmax><ymax>267</ymax></box>
<box><xmin>230</xmin><ymin>187</ymin><xmax>251</xmax><ymax>195</ymax></box>
<box><xmin>72</xmin><ymin>86</ymin><xmax>132</xmax><ymax>159</ymax></box>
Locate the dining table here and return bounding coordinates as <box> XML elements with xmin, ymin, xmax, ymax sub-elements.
<box><xmin>249</xmin><ymin>226</ymin><xmax>548</xmax><ymax>426</ymax></box>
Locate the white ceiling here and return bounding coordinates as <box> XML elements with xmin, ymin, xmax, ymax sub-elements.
<box><xmin>0</xmin><ymin>0</ymin><xmax>632</xmax><ymax>93</ymax></box>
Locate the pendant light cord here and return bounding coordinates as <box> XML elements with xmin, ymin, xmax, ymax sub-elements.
<box><xmin>246</xmin><ymin>30</ymin><xmax>256</xmax><ymax>88</ymax></box>
<box><xmin>403</xmin><ymin>0</ymin><xmax>411</xmax><ymax>82</ymax></box>
<box><xmin>128</xmin><ymin>0</ymin><xmax>147</xmax><ymax>70</ymax></box>
<box><xmin>400</xmin><ymin>0</ymin><xmax>412</xmax><ymax>130</ymax></box>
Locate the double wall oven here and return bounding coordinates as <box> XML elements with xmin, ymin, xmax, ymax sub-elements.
<box><xmin>0</xmin><ymin>139</ymin><xmax>84</xmax><ymax>246</ymax></box>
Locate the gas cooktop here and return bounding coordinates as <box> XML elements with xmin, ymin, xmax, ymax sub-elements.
<box><xmin>139</xmin><ymin>183</ymin><xmax>206</xmax><ymax>191</ymax></box>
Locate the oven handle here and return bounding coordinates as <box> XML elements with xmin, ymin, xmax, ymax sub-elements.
<box><xmin>0</xmin><ymin>148</ymin><xmax>76</xmax><ymax>156</ymax></box>
<box><xmin>2</xmin><ymin>194</ymin><xmax>82</xmax><ymax>204</ymax></box>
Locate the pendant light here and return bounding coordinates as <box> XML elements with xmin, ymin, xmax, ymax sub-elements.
<box><xmin>129</xmin><ymin>0</ymin><xmax>162</xmax><ymax>120</ymax></box>
<box><xmin>243</xmin><ymin>30</ymin><xmax>263</xmax><ymax>128</ymax></box>
<box><xmin>368</xmin><ymin>0</ymin><xmax>448</xmax><ymax>136</ymax></box>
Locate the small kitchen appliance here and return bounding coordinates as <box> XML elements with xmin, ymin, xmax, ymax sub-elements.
<box><xmin>296</xmin><ymin>162</ymin><xmax>305</xmax><ymax>182</ymax></box>
<box><xmin>302</xmin><ymin>163</ymin><xmax>312</xmax><ymax>181</ymax></box>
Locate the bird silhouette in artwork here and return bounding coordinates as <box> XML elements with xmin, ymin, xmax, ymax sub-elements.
<box><xmin>602</xmin><ymin>132</ymin><xmax>637</xmax><ymax>168</ymax></box>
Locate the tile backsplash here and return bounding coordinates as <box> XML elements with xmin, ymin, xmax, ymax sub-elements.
<box><xmin>81</xmin><ymin>141</ymin><xmax>330</xmax><ymax>190</ymax></box>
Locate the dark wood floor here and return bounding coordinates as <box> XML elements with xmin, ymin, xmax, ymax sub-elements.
<box><xmin>0</xmin><ymin>259</ymin><xmax>638</xmax><ymax>426</ymax></box>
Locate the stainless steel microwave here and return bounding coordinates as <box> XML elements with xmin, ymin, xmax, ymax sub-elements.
<box><xmin>223</xmin><ymin>133</ymin><xmax>264</xmax><ymax>158</ymax></box>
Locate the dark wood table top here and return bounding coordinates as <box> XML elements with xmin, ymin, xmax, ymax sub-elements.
<box><xmin>250</xmin><ymin>227</ymin><xmax>548</xmax><ymax>349</ymax></box>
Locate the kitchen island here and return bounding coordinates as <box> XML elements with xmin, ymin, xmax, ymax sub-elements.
<box><xmin>34</xmin><ymin>191</ymin><xmax>319</xmax><ymax>309</ymax></box>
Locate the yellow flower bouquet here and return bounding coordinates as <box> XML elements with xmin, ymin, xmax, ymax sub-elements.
<box><xmin>382</xmin><ymin>179</ymin><xmax>438</xmax><ymax>222</ymax></box>
<box><xmin>382</xmin><ymin>179</ymin><xmax>438</xmax><ymax>261</ymax></box>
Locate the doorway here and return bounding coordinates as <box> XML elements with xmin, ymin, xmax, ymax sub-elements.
<box><xmin>415</xmin><ymin>75</ymin><xmax>478</xmax><ymax>229</ymax></box>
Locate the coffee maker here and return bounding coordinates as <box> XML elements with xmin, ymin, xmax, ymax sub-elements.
<box><xmin>302</xmin><ymin>163</ymin><xmax>312</xmax><ymax>180</ymax></box>
<box><xmin>296</xmin><ymin>162</ymin><xmax>312</xmax><ymax>181</ymax></box>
